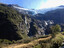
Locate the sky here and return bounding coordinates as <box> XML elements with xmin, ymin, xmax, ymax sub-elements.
<box><xmin>0</xmin><ymin>0</ymin><xmax>64</xmax><ymax>9</ymax></box>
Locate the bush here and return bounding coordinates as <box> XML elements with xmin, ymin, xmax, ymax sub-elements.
<box><xmin>33</xmin><ymin>44</ymin><xmax>41</xmax><ymax>48</ymax></box>
<box><xmin>51</xmin><ymin>33</ymin><xmax>63</xmax><ymax>48</ymax></box>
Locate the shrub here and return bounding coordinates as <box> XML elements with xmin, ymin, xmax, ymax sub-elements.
<box><xmin>33</xmin><ymin>44</ymin><xmax>41</xmax><ymax>48</ymax></box>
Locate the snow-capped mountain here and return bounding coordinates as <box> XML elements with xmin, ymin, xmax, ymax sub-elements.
<box><xmin>8</xmin><ymin>4</ymin><xmax>64</xmax><ymax>16</ymax></box>
<box><xmin>8</xmin><ymin>4</ymin><xmax>37</xmax><ymax>15</ymax></box>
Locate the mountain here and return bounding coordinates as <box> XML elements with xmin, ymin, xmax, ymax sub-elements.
<box><xmin>8</xmin><ymin>4</ymin><xmax>37</xmax><ymax>15</ymax></box>
<box><xmin>0</xmin><ymin>4</ymin><xmax>34</xmax><ymax>41</ymax></box>
<box><xmin>7</xmin><ymin>4</ymin><xmax>64</xmax><ymax>33</ymax></box>
<box><xmin>1</xmin><ymin>3</ymin><xmax>64</xmax><ymax>41</ymax></box>
<box><xmin>33</xmin><ymin>5</ymin><xmax>64</xmax><ymax>24</ymax></box>
<box><xmin>0</xmin><ymin>4</ymin><xmax>46</xmax><ymax>41</ymax></box>
<box><xmin>9</xmin><ymin>4</ymin><xmax>64</xmax><ymax>33</ymax></box>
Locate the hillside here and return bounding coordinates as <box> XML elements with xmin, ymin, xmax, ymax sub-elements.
<box><xmin>0</xmin><ymin>4</ymin><xmax>45</xmax><ymax>41</ymax></box>
<box><xmin>0</xmin><ymin>4</ymin><xmax>31</xmax><ymax>41</ymax></box>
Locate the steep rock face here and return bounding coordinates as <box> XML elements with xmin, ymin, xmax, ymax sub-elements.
<box><xmin>28</xmin><ymin>22</ymin><xmax>37</xmax><ymax>36</ymax></box>
<box><xmin>19</xmin><ymin>15</ymin><xmax>31</xmax><ymax>35</ymax></box>
<box><xmin>31</xmin><ymin>19</ymin><xmax>45</xmax><ymax>35</ymax></box>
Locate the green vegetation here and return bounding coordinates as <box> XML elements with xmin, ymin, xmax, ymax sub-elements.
<box><xmin>0</xmin><ymin>4</ymin><xmax>64</xmax><ymax>48</ymax></box>
<box><xmin>33</xmin><ymin>44</ymin><xmax>41</xmax><ymax>48</ymax></box>
<box><xmin>33</xmin><ymin>33</ymin><xmax>63</xmax><ymax>48</ymax></box>
<box><xmin>50</xmin><ymin>24</ymin><xmax>61</xmax><ymax>34</ymax></box>
<box><xmin>0</xmin><ymin>4</ymin><xmax>29</xmax><ymax>41</ymax></box>
<box><xmin>51</xmin><ymin>33</ymin><xmax>63</xmax><ymax>48</ymax></box>
<box><xmin>32</xmin><ymin>24</ymin><xmax>63</xmax><ymax>48</ymax></box>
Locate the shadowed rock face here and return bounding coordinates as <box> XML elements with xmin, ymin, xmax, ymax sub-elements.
<box><xmin>28</xmin><ymin>22</ymin><xmax>37</xmax><ymax>36</ymax></box>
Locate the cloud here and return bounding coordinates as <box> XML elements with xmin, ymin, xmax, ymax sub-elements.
<box><xmin>39</xmin><ymin>0</ymin><xmax>64</xmax><ymax>9</ymax></box>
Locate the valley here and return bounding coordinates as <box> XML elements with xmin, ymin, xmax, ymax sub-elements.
<box><xmin>0</xmin><ymin>3</ymin><xmax>64</xmax><ymax>48</ymax></box>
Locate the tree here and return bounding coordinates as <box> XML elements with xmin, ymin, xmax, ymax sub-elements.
<box><xmin>50</xmin><ymin>24</ymin><xmax>61</xmax><ymax>34</ymax></box>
